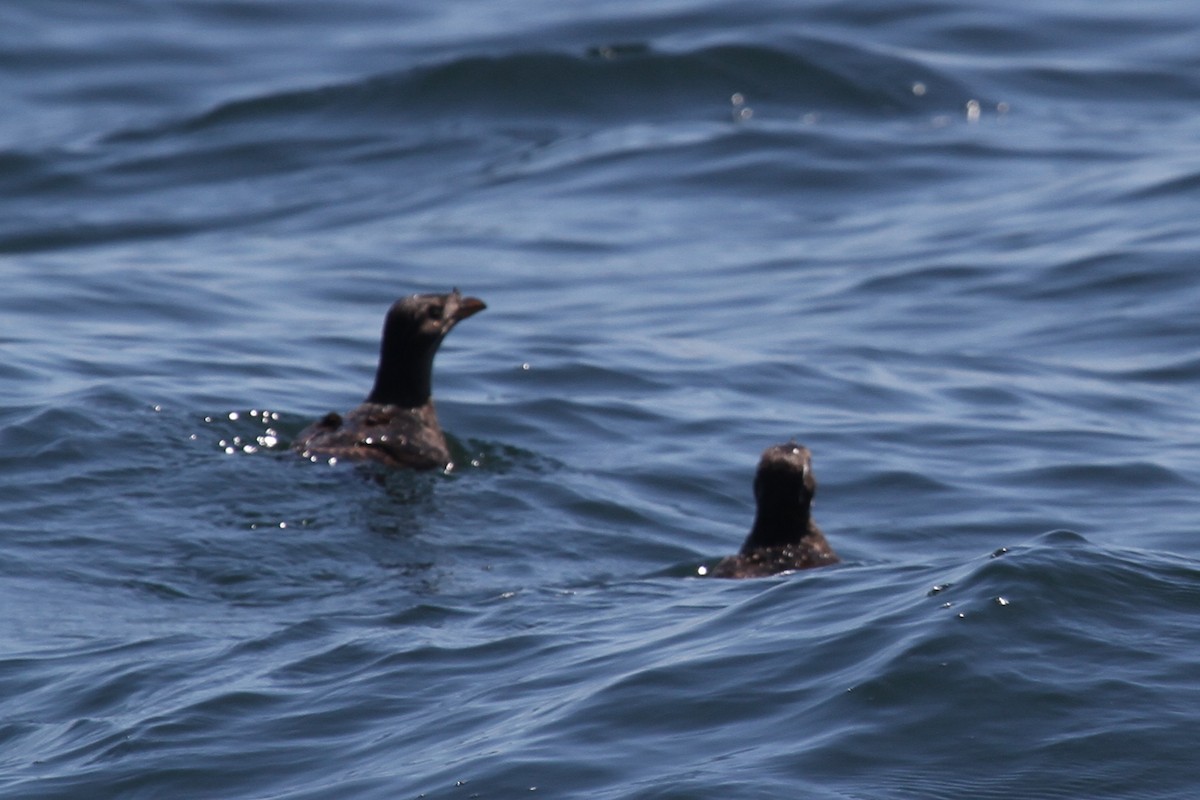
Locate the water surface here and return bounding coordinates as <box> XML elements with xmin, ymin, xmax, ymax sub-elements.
<box><xmin>2</xmin><ymin>1</ymin><xmax>1199</xmax><ymax>797</ymax></box>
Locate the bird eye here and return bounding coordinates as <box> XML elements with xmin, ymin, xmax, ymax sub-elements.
<box><xmin>427</xmin><ymin>304</ymin><xmax>444</xmax><ymax>321</ymax></box>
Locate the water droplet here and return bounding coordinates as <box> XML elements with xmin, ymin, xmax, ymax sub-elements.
<box><xmin>730</xmin><ymin>93</ymin><xmax>753</xmax><ymax>122</ymax></box>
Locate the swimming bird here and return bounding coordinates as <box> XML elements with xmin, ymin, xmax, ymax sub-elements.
<box><xmin>293</xmin><ymin>289</ymin><xmax>486</xmax><ymax>469</ymax></box>
<box><xmin>709</xmin><ymin>443</ymin><xmax>839</xmax><ymax>578</ymax></box>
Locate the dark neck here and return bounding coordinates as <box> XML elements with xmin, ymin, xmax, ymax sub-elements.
<box><xmin>741</xmin><ymin>506</ymin><xmax>816</xmax><ymax>554</ymax></box>
<box><xmin>366</xmin><ymin>336</ymin><xmax>436</xmax><ymax>408</ymax></box>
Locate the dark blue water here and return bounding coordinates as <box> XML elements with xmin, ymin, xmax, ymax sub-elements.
<box><xmin>3</xmin><ymin>1</ymin><xmax>1199</xmax><ymax>797</ymax></box>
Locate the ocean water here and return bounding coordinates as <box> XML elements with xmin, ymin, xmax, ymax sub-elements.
<box><xmin>3</xmin><ymin>1</ymin><xmax>1199</xmax><ymax>797</ymax></box>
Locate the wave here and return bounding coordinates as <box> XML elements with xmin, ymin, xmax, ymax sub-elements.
<box><xmin>105</xmin><ymin>40</ymin><xmax>971</xmax><ymax>146</ymax></box>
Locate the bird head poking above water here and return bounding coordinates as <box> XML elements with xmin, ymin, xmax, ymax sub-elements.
<box><xmin>742</xmin><ymin>442</ymin><xmax>818</xmax><ymax>551</ymax></box>
<box><xmin>366</xmin><ymin>289</ymin><xmax>486</xmax><ymax>408</ymax></box>
<box><xmin>706</xmin><ymin>441</ymin><xmax>837</xmax><ymax>578</ymax></box>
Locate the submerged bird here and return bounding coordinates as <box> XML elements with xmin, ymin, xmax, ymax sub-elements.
<box><xmin>293</xmin><ymin>289</ymin><xmax>486</xmax><ymax>469</ymax></box>
<box><xmin>709</xmin><ymin>443</ymin><xmax>839</xmax><ymax>578</ymax></box>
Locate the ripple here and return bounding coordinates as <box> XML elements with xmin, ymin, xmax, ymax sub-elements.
<box><xmin>3</xmin><ymin>3</ymin><xmax>1200</xmax><ymax>798</ymax></box>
